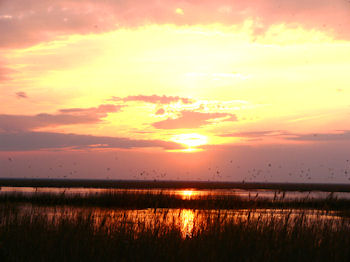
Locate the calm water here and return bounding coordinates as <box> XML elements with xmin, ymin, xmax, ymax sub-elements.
<box><xmin>1</xmin><ymin>186</ymin><xmax>348</xmax><ymax>238</ymax></box>
<box><xmin>1</xmin><ymin>186</ymin><xmax>350</xmax><ymax>200</ymax></box>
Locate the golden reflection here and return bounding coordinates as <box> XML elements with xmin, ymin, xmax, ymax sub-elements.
<box><xmin>179</xmin><ymin>209</ymin><xmax>195</xmax><ymax>238</ymax></box>
<box><xmin>179</xmin><ymin>189</ymin><xmax>200</xmax><ymax>200</ymax></box>
<box><xmin>26</xmin><ymin>206</ymin><xmax>342</xmax><ymax>241</ymax></box>
<box><xmin>182</xmin><ymin>190</ymin><xmax>194</xmax><ymax>198</ymax></box>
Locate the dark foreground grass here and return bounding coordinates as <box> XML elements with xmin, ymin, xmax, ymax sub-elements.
<box><xmin>0</xmin><ymin>204</ymin><xmax>349</xmax><ymax>261</ymax></box>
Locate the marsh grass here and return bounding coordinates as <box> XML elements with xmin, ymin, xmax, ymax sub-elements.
<box><xmin>1</xmin><ymin>179</ymin><xmax>350</xmax><ymax>192</ymax></box>
<box><xmin>1</xmin><ymin>189</ymin><xmax>350</xmax><ymax>261</ymax></box>
<box><xmin>0</xmin><ymin>203</ymin><xmax>350</xmax><ymax>261</ymax></box>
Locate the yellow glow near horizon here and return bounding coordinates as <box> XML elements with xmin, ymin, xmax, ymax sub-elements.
<box><xmin>172</xmin><ymin>134</ymin><xmax>208</xmax><ymax>149</ymax></box>
<box><xmin>2</xmin><ymin>23</ymin><xmax>350</xmax><ymax>150</ymax></box>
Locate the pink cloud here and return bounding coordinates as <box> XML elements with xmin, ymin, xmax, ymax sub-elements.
<box><xmin>0</xmin><ymin>104</ymin><xmax>122</xmax><ymax>131</ymax></box>
<box><xmin>0</xmin><ymin>63</ymin><xmax>15</xmax><ymax>81</ymax></box>
<box><xmin>285</xmin><ymin>130</ymin><xmax>350</xmax><ymax>142</ymax></box>
<box><xmin>1</xmin><ymin>0</ymin><xmax>350</xmax><ymax>48</ymax></box>
<box><xmin>219</xmin><ymin>130</ymin><xmax>350</xmax><ymax>142</ymax></box>
<box><xmin>59</xmin><ymin>104</ymin><xmax>123</xmax><ymax>114</ymax></box>
<box><xmin>155</xmin><ymin>108</ymin><xmax>165</xmax><ymax>115</ymax></box>
<box><xmin>0</xmin><ymin>131</ymin><xmax>184</xmax><ymax>151</ymax></box>
<box><xmin>152</xmin><ymin>110</ymin><xmax>237</xmax><ymax>129</ymax></box>
<box><xmin>220</xmin><ymin>130</ymin><xmax>285</xmax><ymax>138</ymax></box>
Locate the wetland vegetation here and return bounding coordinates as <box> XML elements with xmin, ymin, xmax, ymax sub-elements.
<box><xmin>1</xmin><ymin>179</ymin><xmax>350</xmax><ymax>261</ymax></box>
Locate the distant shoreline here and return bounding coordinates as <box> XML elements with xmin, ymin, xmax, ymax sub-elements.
<box><xmin>1</xmin><ymin>178</ymin><xmax>350</xmax><ymax>192</ymax></box>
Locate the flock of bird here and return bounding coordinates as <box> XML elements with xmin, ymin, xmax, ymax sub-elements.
<box><xmin>3</xmin><ymin>156</ymin><xmax>350</xmax><ymax>182</ymax></box>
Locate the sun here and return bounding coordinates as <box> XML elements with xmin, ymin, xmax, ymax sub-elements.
<box><xmin>172</xmin><ymin>133</ymin><xmax>208</xmax><ymax>151</ymax></box>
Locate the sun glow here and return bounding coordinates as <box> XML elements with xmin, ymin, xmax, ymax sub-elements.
<box><xmin>172</xmin><ymin>133</ymin><xmax>208</xmax><ymax>150</ymax></box>
<box><xmin>181</xmin><ymin>190</ymin><xmax>195</xmax><ymax>199</ymax></box>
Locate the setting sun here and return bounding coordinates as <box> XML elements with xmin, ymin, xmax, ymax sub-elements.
<box><xmin>1</xmin><ymin>0</ymin><xmax>350</xmax><ymax>181</ymax></box>
<box><xmin>171</xmin><ymin>134</ymin><xmax>208</xmax><ymax>149</ymax></box>
<box><xmin>2</xmin><ymin>0</ymin><xmax>350</xmax><ymax>260</ymax></box>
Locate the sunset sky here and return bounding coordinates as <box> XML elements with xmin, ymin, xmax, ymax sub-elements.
<box><xmin>1</xmin><ymin>0</ymin><xmax>350</xmax><ymax>182</ymax></box>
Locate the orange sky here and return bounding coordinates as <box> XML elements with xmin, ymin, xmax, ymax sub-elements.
<box><xmin>1</xmin><ymin>0</ymin><xmax>350</xmax><ymax>182</ymax></box>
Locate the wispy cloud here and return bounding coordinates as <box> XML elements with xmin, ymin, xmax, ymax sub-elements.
<box><xmin>153</xmin><ymin>110</ymin><xmax>237</xmax><ymax>129</ymax></box>
<box><xmin>0</xmin><ymin>64</ymin><xmax>15</xmax><ymax>81</ymax></box>
<box><xmin>110</xmin><ymin>95</ymin><xmax>193</xmax><ymax>105</ymax></box>
<box><xmin>220</xmin><ymin>130</ymin><xmax>350</xmax><ymax>143</ymax></box>
<box><xmin>1</xmin><ymin>0</ymin><xmax>349</xmax><ymax>48</ymax></box>
<box><xmin>220</xmin><ymin>130</ymin><xmax>285</xmax><ymax>138</ymax></box>
<box><xmin>0</xmin><ymin>104</ymin><xmax>122</xmax><ymax>132</ymax></box>
<box><xmin>0</xmin><ymin>132</ymin><xmax>184</xmax><ymax>151</ymax></box>
<box><xmin>15</xmin><ymin>91</ymin><xmax>28</xmax><ymax>99</ymax></box>
<box><xmin>59</xmin><ymin>104</ymin><xmax>122</xmax><ymax>114</ymax></box>
<box><xmin>285</xmin><ymin>130</ymin><xmax>350</xmax><ymax>142</ymax></box>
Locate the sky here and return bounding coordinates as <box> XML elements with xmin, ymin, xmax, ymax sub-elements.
<box><xmin>1</xmin><ymin>0</ymin><xmax>350</xmax><ymax>182</ymax></box>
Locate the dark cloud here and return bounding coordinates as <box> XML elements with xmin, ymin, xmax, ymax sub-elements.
<box><xmin>110</xmin><ymin>95</ymin><xmax>193</xmax><ymax>105</ymax></box>
<box><xmin>2</xmin><ymin>0</ymin><xmax>349</xmax><ymax>48</ymax></box>
<box><xmin>15</xmin><ymin>91</ymin><xmax>27</xmax><ymax>99</ymax></box>
<box><xmin>0</xmin><ymin>104</ymin><xmax>122</xmax><ymax>131</ymax></box>
<box><xmin>0</xmin><ymin>131</ymin><xmax>184</xmax><ymax>151</ymax></box>
<box><xmin>152</xmin><ymin>111</ymin><xmax>237</xmax><ymax>129</ymax></box>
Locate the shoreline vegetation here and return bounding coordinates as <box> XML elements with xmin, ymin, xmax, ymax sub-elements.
<box><xmin>1</xmin><ymin>178</ymin><xmax>350</xmax><ymax>212</ymax></box>
<box><xmin>1</xmin><ymin>179</ymin><xmax>350</xmax><ymax>261</ymax></box>
<box><xmin>0</xmin><ymin>201</ymin><xmax>350</xmax><ymax>261</ymax></box>
<box><xmin>1</xmin><ymin>178</ymin><xmax>350</xmax><ymax>192</ymax></box>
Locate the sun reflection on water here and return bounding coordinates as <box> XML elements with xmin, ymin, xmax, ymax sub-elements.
<box><xmin>17</xmin><ymin>204</ymin><xmax>343</xmax><ymax>241</ymax></box>
<box><xmin>179</xmin><ymin>189</ymin><xmax>202</xmax><ymax>199</ymax></box>
<box><xmin>179</xmin><ymin>209</ymin><xmax>195</xmax><ymax>238</ymax></box>
<box><xmin>181</xmin><ymin>190</ymin><xmax>194</xmax><ymax>199</ymax></box>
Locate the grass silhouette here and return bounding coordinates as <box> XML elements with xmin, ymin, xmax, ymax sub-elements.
<box><xmin>0</xmin><ymin>203</ymin><xmax>350</xmax><ymax>261</ymax></box>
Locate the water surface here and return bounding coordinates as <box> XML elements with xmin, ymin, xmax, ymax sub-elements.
<box><xmin>2</xmin><ymin>186</ymin><xmax>350</xmax><ymax>200</ymax></box>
